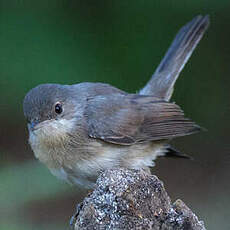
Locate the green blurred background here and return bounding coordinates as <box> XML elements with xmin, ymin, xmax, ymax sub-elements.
<box><xmin>0</xmin><ymin>1</ymin><xmax>229</xmax><ymax>229</ymax></box>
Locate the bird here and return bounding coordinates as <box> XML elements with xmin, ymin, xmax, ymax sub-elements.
<box><xmin>23</xmin><ymin>15</ymin><xmax>209</xmax><ymax>188</ymax></box>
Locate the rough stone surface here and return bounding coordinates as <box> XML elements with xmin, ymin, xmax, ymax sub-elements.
<box><xmin>71</xmin><ymin>168</ymin><xmax>206</xmax><ymax>230</ymax></box>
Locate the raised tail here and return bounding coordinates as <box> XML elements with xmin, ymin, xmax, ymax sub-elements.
<box><xmin>140</xmin><ymin>15</ymin><xmax>210</xmax><ymax>101</ymax></box>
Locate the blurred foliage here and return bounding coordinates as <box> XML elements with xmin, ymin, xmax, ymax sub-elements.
<box><xmin>0</xmin><ymin>1</ymin><xmax>230</xmax><ymax>230</ymax></box>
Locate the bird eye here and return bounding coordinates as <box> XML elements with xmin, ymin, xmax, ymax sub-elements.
<box><xmin>54</xmin><ymin>102</ymin><xmax>63</xmax><ymax>114</ymax></box>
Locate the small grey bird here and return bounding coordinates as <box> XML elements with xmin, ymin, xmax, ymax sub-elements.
<box><xmin>23</xmin><ymin>15</ymin><xmax>209</xmax><ymax>188</ymax></box>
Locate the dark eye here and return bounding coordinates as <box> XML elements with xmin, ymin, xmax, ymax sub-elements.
<box><xmin>54</xmin><ymin>103</ymin><xmax>63</xmax><ymax>114</ymax></box>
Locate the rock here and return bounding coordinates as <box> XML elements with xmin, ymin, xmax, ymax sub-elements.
<box><xmin>71</xmin><ymin>168</ymin><xmax>206</xmax><ymax>230</ymax></box>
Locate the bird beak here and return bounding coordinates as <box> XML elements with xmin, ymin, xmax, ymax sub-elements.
<box><xmin>28</xmin><ymin>119</ymin><xmax>55</xmax><ymax>132</ymax></box>
<box><xmin>28</xmin><ymin>120</ymin><xmax>40</xmax><ymax>131</ymax></box>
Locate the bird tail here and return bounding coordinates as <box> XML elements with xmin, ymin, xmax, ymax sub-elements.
<box><xmin>139</xmin><ymin>15</ymin><xmax>210</xmax><ymax>101</ymax></box>
<box><xmin>164</xmin><ymin>146</ymin><xmax>193</xmax><ymax>160</ymax></box>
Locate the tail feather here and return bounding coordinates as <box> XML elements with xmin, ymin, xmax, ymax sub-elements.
<box><xmin>140</xmin><ymin>15</ymin><xmax>210</xmax><ymax>101</ymax></box>
<box><xmin>164</xmin><ymin>146</ymin><xmax>193</xmax><ymax>160</ymax></box>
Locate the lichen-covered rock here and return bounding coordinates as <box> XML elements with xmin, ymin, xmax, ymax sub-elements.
<box><xmin>71</xmin><ymin>168</ymin><xmax>205</xmax><ymax>230</ymax></box>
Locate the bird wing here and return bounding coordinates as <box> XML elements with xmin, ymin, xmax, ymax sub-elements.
<box><xmin>85</xmin><ymin>94</ymin><xmax>200</xmax><ymax>145</ymax></box>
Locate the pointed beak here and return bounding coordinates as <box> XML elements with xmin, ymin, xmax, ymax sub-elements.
<box><xmin>28</xmin><ymin>119</ymin><xmax>54</xmax><ymax>132</ymax></box>
<box><xmin>28</xmin><ymin>120</ymin><xmax>40</xmax><ymax>131</ymax></box>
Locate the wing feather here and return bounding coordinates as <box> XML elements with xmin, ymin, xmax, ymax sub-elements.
<box><xmin>85</xmin><ymin>94</ymin><xmax>200</xmax><ymax>145</ymax></box>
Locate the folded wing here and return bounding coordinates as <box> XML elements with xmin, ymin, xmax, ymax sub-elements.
<box><xmin>85</xmin><ymin>94</ymin><xmax>200</xmax><ymax>145</ymax></box>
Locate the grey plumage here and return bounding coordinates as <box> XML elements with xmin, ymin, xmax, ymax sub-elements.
<box><xmin>86</xmin><ymin>94</ymin><xmax>200</xmax><ymax>145</ymax></box>
<box><xmin>140</xmin><ymin>15</ymin><xmax>209</xmax><ymax>100</ymax></box>
<box><xmin>23</xmin><ymin>15</ymin><xmax>209</xmax><ymax>187</ymax></box>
